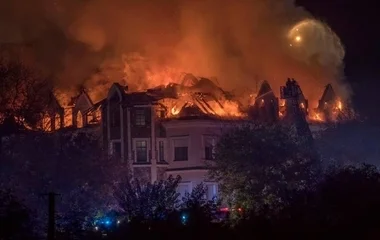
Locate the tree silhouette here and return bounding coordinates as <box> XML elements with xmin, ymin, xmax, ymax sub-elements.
<box><xmin>278</xmin><ymin>164</ymin><xmax>380</xmax><ymax>239</ymax></box>
<box><xmin>180</xmin><ymin>183</ymin><xmax>220</xmax><ymax>227</ymax></box>
<box><xmin>209</xmin><ymin>123</ymin><xmax>320</xmax><ymax>216</ymax></box>
<box><xmin>1</xmin><ymin>129</ymin><xmax>129</xmax><ymax>235</ymax></box>
<box><xmin>0</xmin><ymin>58</ymin><xmax>53</xmax><ymax>128</ymax></box>
<box><xmin>0</xmin><ymin>189</ymin><xmax>35</xmax><ymax>240</ymax></box>
<box><xmin>114</xmin><ymin>175</ymin><xmax>181</xmax><ymax>223</ymax></box>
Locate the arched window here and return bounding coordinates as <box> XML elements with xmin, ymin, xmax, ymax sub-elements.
<box><xmin>42</xmin><ymin>114</ymin><xmax>52</xmax><ymax>132</ymax></box>
<box><xmin>55</xmin><ymin>114</ymin><xmax>61</xmax><ymax>130</ymax></box>
<box><xmin>77</xmin><ymin>111</ymin><xmax>83</xmax><ymax>128</ymax></box>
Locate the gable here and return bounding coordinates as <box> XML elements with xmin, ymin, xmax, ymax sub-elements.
<box><xmin>320</xmin><ymin>84</ymin><xmax>336</xmax><ymax>103</ymax></box>
<box><xmin>107</xmin><ymin>83</ymin><xmax>125</xmax><ymax>101</ymax></box>
<box><xmin>74</xmin><ymin>93</ymin><xmax>93</xmax><ymax>113</ymax></box>
<box><xmin>44</xmin><ymin>94</ymin><xmax>64</xmax><ymax>115</ymax></box>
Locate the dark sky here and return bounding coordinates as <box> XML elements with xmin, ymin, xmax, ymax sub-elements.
<box><xmin>296</xmin><ymin>0</ymin><xmax>379</xmax><ymax>121</ymax></box>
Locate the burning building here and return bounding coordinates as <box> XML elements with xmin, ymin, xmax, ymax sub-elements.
<box><xmin>96</xmin><ymin>75</ymin><xmax>347</xmax><ymax>199</ymax></box>
<box><xmin>4</xmin><ymin>74</ymin><xmax>348</xmax><ymax>200</ymax></box>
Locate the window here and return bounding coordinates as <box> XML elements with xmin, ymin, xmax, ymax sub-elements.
<box><xmin>177</xmin><ymin>183</ymin><xmax>191</xmax><ymax>200</ymax></box>
<box><xmin>111</xmin><ymin>109</ymin><xmax>120</xmax><ymax>127</ymax></box>
<box><xmin>136</xmin><ymin>140</ymin><xmax>148</xmax><ymax>163</ymax></box>
<box><xmin>204</xmin><ymin>136</ymin><xmax>216</xmax><ymax>160</ymax></box>
<box><xmin>173</xmin><ymin>138</ymin><xmax>188</xmax><ymax>161</ymax></box>
<box><xmin>42</xmin><ymin>114</ymin><xmax>52</xmax><ymax>132</ymax></box>
<box><xmin>135</xmin><ymin>109</ymin><xmax>146</xmax><ymax>126</ymax></box>
<box><xmin>111</xmin><ymin>142</ymin><xmax>121</xmax><ymax>158</ymax></box>
<box><xmin>87</xmin><ymin>112</ymin><xmax>94</xmax><ymax>123</ymax></box>
<box><xmin>159</xmin><ymin>110</ymin><xmax>165</xmax><ymax>118</ymax></box>
<box><xmin>175</xmin><ymin>147</ymin><xmax>188</xmax><ymax>161</ymax></box>
<box><xmin>205</xmin><ymin>146</ymin><xmax>213</xmax><ymax>160</ymax></box>
<box><xmin>206</xmin><ymin>183</ymin><xmax>218</xmax><ymax>200</ymax></box>
<box><xmin>158</xmin><ymin>141</ymin><xmax>165</xmax><ymax>162</ymax></box>
<box><xmin>54</xmin><ymin>114</ymin><xmax>61</xmax><ymax>130</ymax></box>
<box><xmin>76</xmin><ymin>111</ymin><xmax>83</xmax><ymax>128</ymax></box>
<box><xmin>95</xmin><ymin>110</ymin><xmax>101</xmax><ymax>121</ymax></box>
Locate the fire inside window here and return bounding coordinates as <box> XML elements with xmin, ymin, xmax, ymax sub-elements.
<box><xmin>136</xmin><ymin>140</ymin><xmax>148</xmax><ymax>163</ymax></box>
<box><xmin>135</xmin><ymin>109</ymin><xmax>146</xmax><ymax>126</ymax></box>
<box><xmin>158</xmin><ymin>141</ymin><xmax>165</xmax><ymax>162</ymax></box>
<box><xmin>54</xmin><ymin>114</ymin><xmax>61</xmax><ymax>130</ymax></box>
<box><xmin>77</xmin><ymin>111</ymin><xmax>84</xmax><ymax>128</ymax></box>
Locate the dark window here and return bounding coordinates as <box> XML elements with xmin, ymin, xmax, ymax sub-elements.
<box><xmin>111</xmin><ymin>109</ymin><xmax>120</xmax><ymax>127</ymax></box>
<box><xmin>159</xmin><ymin>110</ymin><xmax>165</xmax><ymax>118</ymax></box>
<box><xmin>112</xmin><ymin>142</ymin><xmax>121</xmax><ymax>158</ymax></box>
<box><xmin>136</xmin><ymin>141</ymin><xmax>148</xmax><ymax>163</ymax></box>
<box><xmin>204</xmin><ymin>137</ymin><xmax>215</xmax><ymax>160</ymax></box>
<box><xmin>135</xmin><ymin>109</ymin><xmax>146</xmax><ymax>126</ymax></box>
<box><xmin>174</xmin><ymin>147</ymin><xmax>188</xmax><ymax>161</ymax></box>
<box><xmin>205</xmin><ymin>146</ymin><xmax>213</xmax><ymax>160</ymax></box>
<box><xmin>158</xmin><ymin>141</ymin><xmax>165</xmax><ymax>162</ymax></box>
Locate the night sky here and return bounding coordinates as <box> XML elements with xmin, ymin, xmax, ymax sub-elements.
<box><xmin>297</xmin><ymin>0</ymin><xmax>379</xmax><ymax>122</ymax></box>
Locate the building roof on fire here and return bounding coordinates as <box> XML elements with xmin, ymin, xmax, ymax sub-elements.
<box><xmin>124</xmin><ymin>92</ymin><xmax>157</xmax><ymax>106</ymax></box>
<box><xmin>256</xmin><ymin>80</ymin><xmax>275</xmax><ymax>99</ymax></box>
<box><xmin>320</xmin><ymin>84</ymin><xmax>337</xmax><ymax>103</ymax></box>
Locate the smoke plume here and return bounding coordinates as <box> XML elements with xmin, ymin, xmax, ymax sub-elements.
<box><xmin>0</xmin><ymin>0</ymin><xmax>348</xmax><ymax>106</ymax></box>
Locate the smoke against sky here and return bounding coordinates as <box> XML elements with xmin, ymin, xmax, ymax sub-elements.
<box><xmin>0</xmin><ymin>0</ymin><xmax>348</xmax><ymax>105</ymax></box>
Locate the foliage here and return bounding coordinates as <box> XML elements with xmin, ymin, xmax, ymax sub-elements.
<box><xmin>274</xmin><ymin>164</ymin><xmax>380</xmax><ymax>239</ymax></box>
<box><xmin>0</xmin><ymin>58</ymin><xmax>53</xmax><ymax>127</ymax></box>
<box><xmin>114</xmin><ymin>175</ymin><xmax>181</xmax><ymax>222</ymax></box>
<box><xmin>180</xmin><ymin>183</ymin><xmax>220</xmax><ymax>226</ymax></box>
<box><xmin>0</xmin><ymin>189</ymin><xmax>35</xmax><ymax>240</ymax></box>
<box><xmin>209</xmin><ymin>123</ymin><xmax>320</xmax><ymax>215</ymax></box>
<box><xmin>0</xmin><ymin>128</ymin><xmax>129</xmax><ymax>235</ymax></box>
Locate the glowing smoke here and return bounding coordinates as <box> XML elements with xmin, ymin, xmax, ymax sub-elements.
<box><xmin>0</xmin><ymin>0</ymin><xmax>349</xmax><ymax>105</ymax></box>
<box><xmin>288</xmin><ymin>19</ymin><xmax>345</xmax><ymax>72</ymax></box>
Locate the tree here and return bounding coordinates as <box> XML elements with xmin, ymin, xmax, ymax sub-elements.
<box><xmin>209</xmin><ymin>123</ymin><xmax>320</xmax><ymax>215</ymax></box>
<box><xmin>113</xmin><ymin>175</ymin><xmax>181</xmax><ymax>223</ymax></box>
<box><xmin>180</xmin><ymin>183</ymin><xmax>220</xmax><ymax>226</ymax></box>
<box><xmin>0</xmin><ymin>189</ymin><xmax>35</xmax><ymax>240</ymax></box>
<box><xmin>0</xmin><ymin>128</ymin><xmax>129</xmax><ymax>236</ymax></box>
<box><xmin>0</xmin><ymin>57</ymin><xmax>53</xmax><ymax>128</ymax></box>
<box><xmin>277</xmin><ymin>164</ymin><xmax>380</xmax><ymax>239</ymax></box>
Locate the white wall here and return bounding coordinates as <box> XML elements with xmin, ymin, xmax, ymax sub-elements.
<box><xmin>163</xmin><ymin>119</ymin><xmax>235</xmax><ymax>197</ymax></box>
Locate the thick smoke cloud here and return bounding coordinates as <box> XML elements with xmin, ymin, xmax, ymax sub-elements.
<box><xmin>0</xmin><ymin>0</ymin><xmax>347</xmax><ymax>106</ymax></box>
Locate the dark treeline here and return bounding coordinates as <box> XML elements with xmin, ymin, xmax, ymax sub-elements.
<box><xmin>2</xmin><ymin>164</ymin><xmax>380</xmax><ymax>240</ymax></box>
<box><xmin>1</xmin><ymin>122</ymin><xmax>380</xmax><ymax>239</ymax></box>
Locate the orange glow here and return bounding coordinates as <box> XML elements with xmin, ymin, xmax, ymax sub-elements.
<box><xmin>41</xmin><ymin>114</ymin><xmax>52</xmax><ymax>132</ymax></box>
<box><xmin>55</xmin><ymin>114</ymin><xmax>61</xmax><ymax>130</ymax></box>
<box><xmin>309</xmin><ymin>111</ymin><xmax>324</xmax><ymax>122</ymax></box>
<box><xmin>336</xmin><ymin>100</ymin><xmax>343</xmax><ymax>111</ymax></box>
<box><xmin>64</xmin><ymin>108</ymin><xmax>73</xmax><ymax>127</ymax></box>
<box><xmin>76</xmin><ymin>111</ymin><xmax>84</xmax><ymax>128</ymax></box>
<box><xmin>171</xmin><ymin>105</ymin><xmax>181</xmax><ymax>115</ymax></box>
